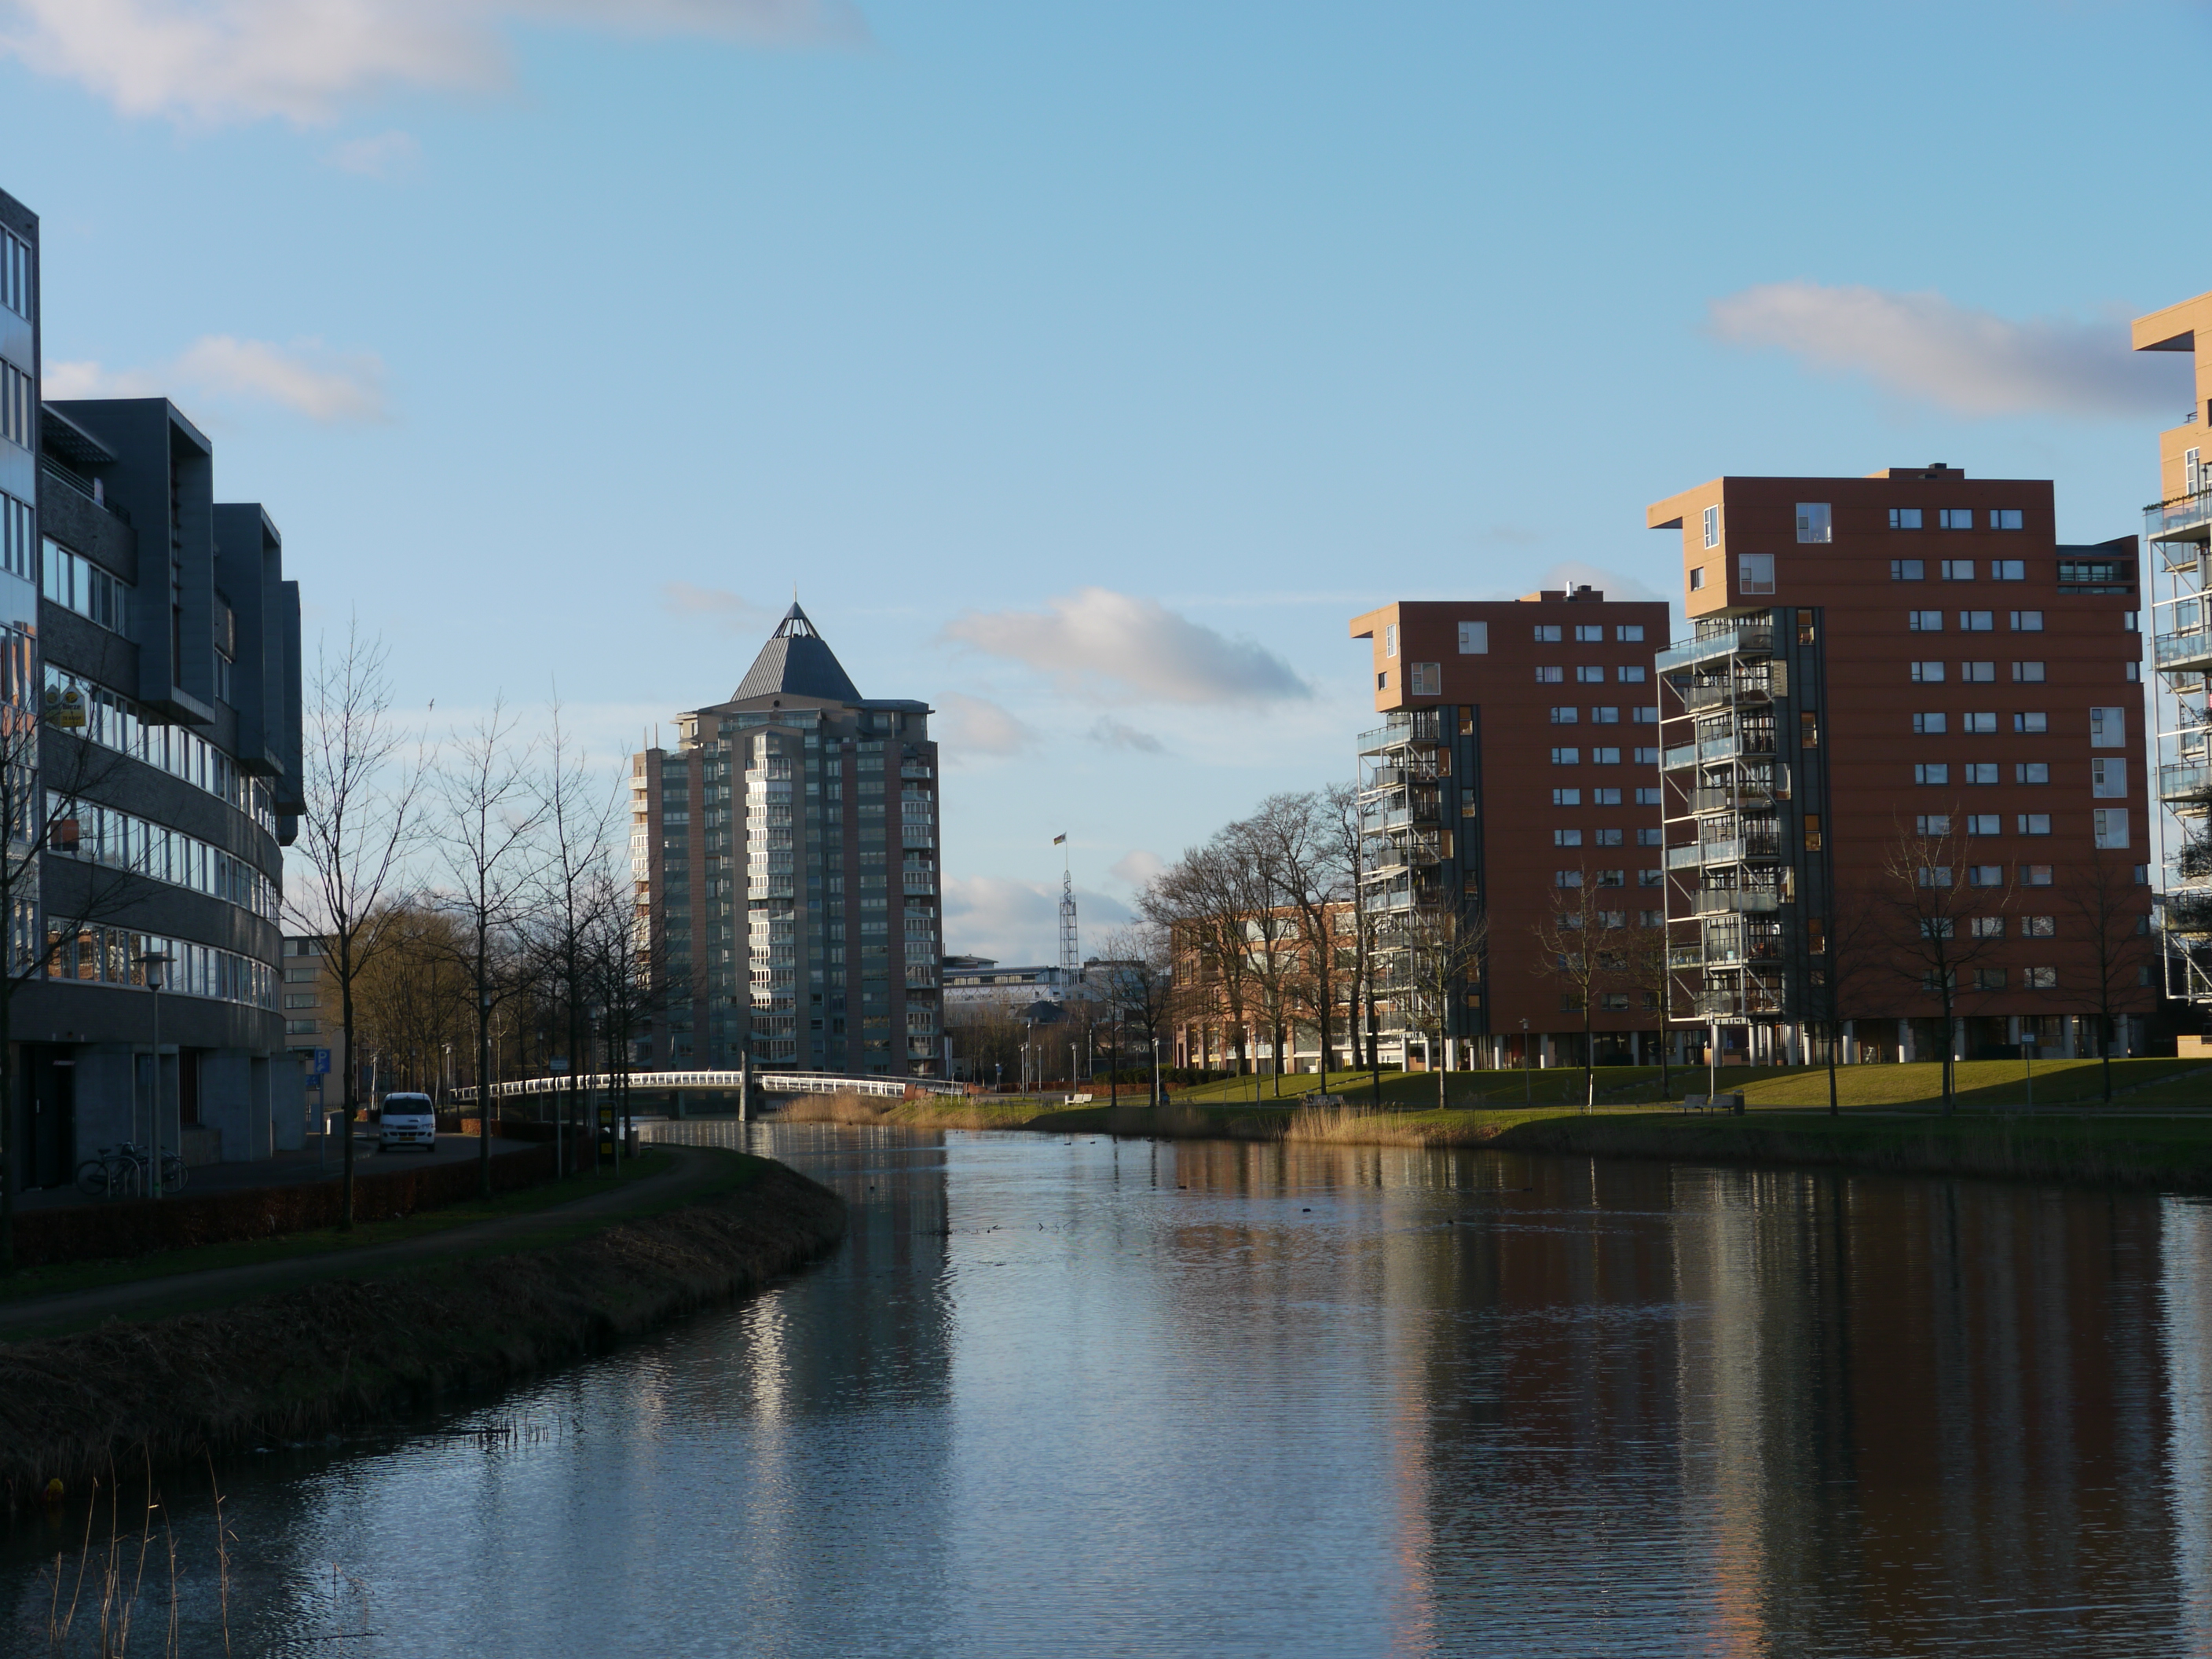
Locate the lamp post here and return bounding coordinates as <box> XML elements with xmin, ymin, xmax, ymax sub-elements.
<box><xmin>1522</xmin><ymin>1016</ymin><xmax>1531</xmax><ymax>1106</ymax></box>
<box><xmin>139</xmin><ymin>952</ymin><xmax>170</xmax><ymax>1199</ymax></box>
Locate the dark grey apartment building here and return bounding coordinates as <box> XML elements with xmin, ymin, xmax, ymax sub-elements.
<box><xmin>633</xmin><ymin>604</ymin><xmax>943</xmax><ymax>1076</ymax></box>
<box><xmin>2</xmin><ymin>183</ymin><xmax>305</xmax><ymax>1188</ymax></box>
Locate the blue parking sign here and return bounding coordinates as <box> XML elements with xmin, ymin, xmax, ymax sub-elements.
<box><xmin>313</xmin><ymin>1048</ymin><xmax>331</xmax><ymax>1075</ymax></box>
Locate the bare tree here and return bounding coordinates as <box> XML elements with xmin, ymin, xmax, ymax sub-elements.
<box><xmin>533</xmin><ymin>698</ymin><xmax>616</xmax><ymax>1170</ymax></box>
<box><xmin>434</xmin><ymin>696</ymin><xmax>540</xmax><ymax>1196</ymax></box>
<box><xmin>1624</xmin><ymin>903</ymin><xmax>1675</xmax><ymax>1101</ymax></box>
<box><xmin>1324</xmin><ymin>782</ymin><xmax>1372</xmax><ymax>1071</ymax></box>
<box><xmin>1251</xmin><ymin>790</ymin><xmax>1354</xmax><ymax>1083</ymax></box>
<box><xmin>1097</xmin><ymin>921</ymin><xmax>1175</xmax><ymax>1104</ymax></box>
<box><xmin>287</xmin><ymin>621</ymin><xmax>426</xmax><ymax>1227</ymax></box>
<box><xmin>1221</xmin><ymin>814</ymin><xmax>1302</xmax><ymax>1097</ymax></box>
<box><xmin>2064</xmin><ymin>846</ymin><xmax>2158</xmax><ymax>1104</ymax></box>
<box><xmin>1392</xmin><ymin>899</ymin><xmax>1488</xmax><ymax>1110</ymax></box>
<box><xmin>1880</xmin><ymin>814</ymin><xmax>2011</xmax><ymax>1116</ymax></box>
<box><xmin>1141</xmin><ymin>841</ymin><xmax>1257</xmax><ymax>1082</ymax></box>
<box><xmin>1803</xmin><ymin>884</ymin><xmax>1886</xmax><ymax>1116</ymax></box>
<box><xmin>1532</xmin><ymin>871</ymin><xmax>1620</xmax><ymax>1113</ymax></box>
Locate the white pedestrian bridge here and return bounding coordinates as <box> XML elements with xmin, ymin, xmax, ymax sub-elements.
<box><xmin>451</xmin><ymin>1069</ymin><xmax>967</xmax><ymax>1105</ymax></box>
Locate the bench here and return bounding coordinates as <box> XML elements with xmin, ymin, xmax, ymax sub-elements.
<box><xmin>1682</xmin><ymin>1093</ymin><xmax>1744</xmax><ymax>1115</ymax></box>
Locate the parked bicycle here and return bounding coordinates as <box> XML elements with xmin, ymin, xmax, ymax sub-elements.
<box><xmin>73</xmin><ymin>1142</ymin><xmax>189</xmax><ymax>1200</ymax></box>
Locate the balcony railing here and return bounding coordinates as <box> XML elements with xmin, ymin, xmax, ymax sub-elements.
<box><xmin>1357</xmin><ymin>710</ymin><xmax>1445</xmax><ymax>753</ymax></box>
<box><xmin>1662</xmin><ymin>744</ymin><xmax>1698</xmax><ymax>771</ymax></box>
<box><xmin>2146</xmin><ymin>489</ymin><xmax>2212</xmax><ymax>546</ymax></box>
<box><xmin>2165</xmin><ymin>762</ymin><xmax>2212</xmax><ymax>805</ymax></box>
<box><xmin>1686</xmin><ymin>887</ymin><xmax>1782</xmax><ymax>915</ymax></box>
<box><xmin>2156</xmin><ymin>628</ymin><xmax>2212</xmax><ymax>673</ymax></box>
<box><xmin>1656</xmin><ymin>621</ymin><xmax>1776</xmax><ymax>674</ymax></box>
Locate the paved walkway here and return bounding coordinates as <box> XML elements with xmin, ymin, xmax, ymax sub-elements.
<box><xmin>0</xmin><ymin>1146</ymin><xmax>723</xmax><ymax>1339</ymax></box>
<box><xmin>16</xmin><ymin>1130</ymin><xmax>548</xmax><ymax>1212</ymax></box>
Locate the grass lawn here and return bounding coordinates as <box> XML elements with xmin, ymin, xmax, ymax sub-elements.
<box><xmin>0</xmin><ymin>1147</ymin><xmax>752</xmax><ymax>1306</ymax></box>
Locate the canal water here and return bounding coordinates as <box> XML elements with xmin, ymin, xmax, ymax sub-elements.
<box><xmin>11</xmin><ymin>1123</ymin><xmax>2212</xmax><ymax>1657</ymax></box>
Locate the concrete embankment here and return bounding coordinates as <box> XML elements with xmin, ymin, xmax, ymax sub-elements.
<box><xmin>781</xmin><ymin>1090</ymin><xmax>2212</xmax><ymax>1191</ymax></box>
<box><xmin>0</xmin><ymin>1153</ymin><xmax>844</xmax><ymax>1509</ymax></box>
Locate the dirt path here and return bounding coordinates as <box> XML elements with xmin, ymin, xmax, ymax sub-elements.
<box><xmin>0</xmin><ymin>1148</ymin><xmax>726</xmax><ymax>1339</ymax></box>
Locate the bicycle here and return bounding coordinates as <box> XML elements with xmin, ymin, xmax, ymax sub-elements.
<box><xmin>72</xmin><ymin>1142</ymin><xmax>189</xmax><ymax>1199</ymax></box>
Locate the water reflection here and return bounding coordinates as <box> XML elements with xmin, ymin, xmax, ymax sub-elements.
<box><xmin>7</xmin><ymin>1127</ymin><xmax>2212</xmax><ymax>1656</ymax></box>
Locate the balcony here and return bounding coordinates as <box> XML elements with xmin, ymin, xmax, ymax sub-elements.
<box><xmin>1686</xmin><ymin>886</ymin><xmax>1782</xmax><ymax>916</ymax></box>
<box><xmin>2165</xmin><ymin>762</ymin><xmax>2212</xmax><ymax>805</ymax></box>
<box><xmin>1662</xmin><ymin>743</ymin><xmax>1698</xmax><ymax>771</ymax></box>
<box><xmin>1679</xmin><ymin>665</ymin><xmax>1786</xmax><ymax>713</ymax></box>
<box><xmin>1357</xmin><ymin>709</ymin><xmax>1445</xmax><ymax>754</ymax></box>
<box><xmin>2146</xmin><ymin>489</ymin><xmax>2212</xmax><ymax>548</ymax></box>
<box><xmin>1656</xmin><ymin>621</ymin><xmax>1776</xmax><ymax>674</ymax></box>
<box><xmin>1690</xmin><ymin>775</ymin><xmax>1785</xmax><ymax>815</ymax></box>
<box><xmin>2157</xmin><ymin>628</ymin><xmax>2212</xmax><ymax>675</ymax></box>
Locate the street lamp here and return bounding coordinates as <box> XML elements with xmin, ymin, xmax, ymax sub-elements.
<box><xmin>1522</xmin><ymin>1016</ymin><xmax>1532</xmax><ymax>1106</ymax></box>
<box><xmin>139</xmin><ymin>951</ymin><xmax>170</xmax><ymax>1198</ymax></box>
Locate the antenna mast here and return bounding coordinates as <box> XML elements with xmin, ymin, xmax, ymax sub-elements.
<box><xmin>1059</xmin><ymin>840</ymin><xmax>1079</xmax><ymax>989</ymax></box>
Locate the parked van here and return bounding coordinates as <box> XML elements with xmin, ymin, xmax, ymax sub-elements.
<box><xmin>378</xmin><ymin>1092</ymin><xmax>438</xmax><ymax>1153</ymax></box>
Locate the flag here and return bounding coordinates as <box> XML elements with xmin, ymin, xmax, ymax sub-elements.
<box><xmin>1053</xmin><ymin>833</ymin><xmax>1067</xmax><ymax>844</ymax></box>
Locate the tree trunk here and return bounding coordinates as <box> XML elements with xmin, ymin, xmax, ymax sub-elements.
<box><xmin>2102</xmin><ymin>1013</ymin><xmax>2115</xmax><ymax>1103</ymax></box>
<box><xmin>474</xmin><ymin>923</ymin><xmax>493</xmax><ymax>1199</ymax></box>
<box><xmin>339</xmin><ymin>948</ymin><xmax>357</xmax><ymax>1229</ymax></box>
<box><xmin>1</xmin><ymin>980</ymin><xmax>16</xmax><ymax>1273</ymax></box>
<box><xmin>1827</xmin><ymin>1019</ymin><xmax>1840</xmax><ymax>1116</ymax></box>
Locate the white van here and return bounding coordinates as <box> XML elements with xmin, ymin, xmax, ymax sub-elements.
<box><xmin>378</xmin><ymin>1092</ymin><xmax>438</xmax><ymax>1153</ymax></box>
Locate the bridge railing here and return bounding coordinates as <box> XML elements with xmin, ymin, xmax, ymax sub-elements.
<box><xmin>450</xmin><ymin>1070</ymin><xmax>968</xmax><ymax>1104</ymax></box>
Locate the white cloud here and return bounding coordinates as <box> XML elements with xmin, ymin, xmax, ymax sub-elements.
<box><xmin>1708</xmin><ymin>280</ymin><xmax>2186</xmax><ymax>419</ymax></box>
<box><xmin>1088</xmin><ymin>716</ymin><xmax>1164</xmax><ymax>755</ymax></box>
<box><xmin>0</xmin><ymin>0</ymin><xmax>868</xmax><ymax>126</ymax></box>
<box><xmin>938</xmin><ymin>692</ymin><xmax>1035</xmax><ymax>758</ymax></box>
<box><xmin>1108</xmin><ymin>849</ymin><xmax>1163</xmax><ymax>889</ymax></box>
<box><xmin>326</xmin><ymin>128</ymin><xmax>419</xmax><ymax>175</ymax></box>
<box><xmin>46</xmin><ymin>335</ymin><xmax>387</xmax><ymax>422</ymax></box>
<box><xmin>662</xmin><ymin>582</ymin><xmax>767</xmax><ymax>632</ymax></box>
<box><xmin>943</xmin><ymin>587</ymin><xmax>1309</xmax><ymax>707</ymax></box>
<box><xmin>941</xmin><ymin>874</ymin><xmax>1132</xmax><ymax>965</ymax></box>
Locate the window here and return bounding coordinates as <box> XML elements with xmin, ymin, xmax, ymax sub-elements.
<box><xmin>1796</xmin><ymin>503</ymin><xmax>1831</xmax><ymax>543</ymax></box>
<box><xmin>1890</xmin><ymin>508</ymin><xmax>1924</xmax><ymax>530</ymax></box>
<box><xmin>1592</xmin><ymin>746</ymin><xmax>1622</xmax><ymax>764</ymax></box>
<box><xmin>1554</xmin><ymin>829</ymin><xmax>1584</xmax><ymax>847</ymax></box>
<box><xmin>1990</xmin><ymin>510</ymin><xmax>2023</xmax><ymax>531</ymax></box>
<box><xmin>1918</xmin><ymin>866</ymin><xmax>1954</xmax><ymax>888</ymax></box>
<box><xmin>1461</xmin><ymin>799</ymin><xmax>1478</xmax><ymax>818</ymax></box>
<box><xmin>0</xmin><ymin>227</ymin><xmax>27</xmax><ymax>319</ymax></box>
<box><xmin>1635</xmin><ymin>787</ymin><xmax>1661</xmax><ymax>806</ymax></box>
<box><xmin>1383</xmin><ymin>623</ymin><xmax>1397</xmax><ymax>658</ymax></box>
<box><xmin>1913</xmin><ymin>712</ymin><xmax>1947</xmax><ymax>734</ymax></box>
<box><xmin>1634</xmin><ymin>705</ymin><xmax>1659</xmax><ymax>723</ymax></box>
<box><xmin>1965</xmin><ymin>764</ymin><xmax>1998</xmax><ymax>784</ymax></box>
<box><xmin>2013</xmin><ymin>712</ymin><xmax>2047</xmax><ymax>734</ymax></box>
<box><xmin>2125</xmin><ymin>611</ymin><xmax>2141</xmax><ymax>633</ymax></box>
<box><xmin>2016</xmin><ymin>813</ymin><xmax>2051</xmax><ymax>835</ymax></box>
<box><xmin>40</xmin><ymin>541</ymin><xmax>130</xmax><ymax>634</ymax></box>
<box><xmin>1939</xmin><ymin>508</ymin><xmax>1975</xmax><ymax>529</ymax></box>
<box><xmin>1635</xmin><ymin>747</ymin><xmax>1660</xmax><ymax>764</ymax></box>
<box><xmin>1617</xmin><ymin>624</ymin><xmax>1644</xmax><ymax>643</ymax></box>
<box><xmin>2126</xmin><ymin>661</ymin><xmax>2141</xmax><ymax>683</ymax></box>
<box><xmin>1639</xmin><ymin>869</ymin><xmax>1663</xmax><ymax>887</ymax></box>
<box><xmin>1377</xmin><ymin>672</ymin><xmax>1388</xmax><ymax>690</ymax></box>
<box><xmin>1916</xmin><ymin>815</ymin><xmax>1951</xmax><ymax>835</ymax></box>
<box><xmin>2012</xmin><ymin>661</ymin><xmax>2045</xmax><ymax>683</ymax></box>
<box><xmin>2023</xmin><ymin>967</ymin><xmax>2057</xmax><ymax>990</ymax></box>
<box><xmin>0</xmin><ymin>492</ymin><xmax>27</xmax><ymax>581</ymax></box>
<box><xmin>1591</xmin><ymin>787</ymin><xmax>1621</xmax><ymax>805</ymax></box>
<box><xmin>1804</xmin><ymin>813</ymin><xmax>1823</xmax><ymax>851</ymax></box>
<box><xmin>1971</xmin><ymin>917</ymin><xmax>2005</xmax><ymax>939</ymax></box>
<box><xmin>1533</xmin><ymin>624</ymin><xmax>1562</xmax><ymax>643</ymax></box>
<box><xmin>2090</xmin><ymin>707</ymin><xmax>2126</xmax><ymax>748</ymax></box>
<box><xmin>2020</xmin><ymin>864</ymin><xmax>2053</xmax><ymax>886</ymax></box>
<box><xmin>1966</xmin><ymin>815</ymin><xmax>1999</xmax><ymax>836</ymax></box>
<box><xmin>1801</xmin><ymin>712</ymin><xmax>1820</xmax><ymax>748</ymax></box>
<box><xmin>2016</xmin><ymin>762</ymin><xmax>2049</xmax><ymax>784</ymax></box>
<box><xmin>2058</xmin><ymin>558</ymin><xmax>2133</xmax><ymax>588</ymax></box>
<box><xmin>0</xmin><ymin>361</ymin><xmax>27</xmax><ymax>449</ymax></box>
<box><xmin>1960</xmin><ymin>610</ymin><xmax>1994</xmax><ymax>631</ymax></box>
<box><xmin>1640</xmin><ymin>909</ymin><xmax>1665</xmax><ymax>928</ymax></box>
<box><xmin>1576</xmin><ymin>665</ymin><xmax>1605</xmax><ymax>683</ymax></box>
<box><xmin>1617</xmin><ymin>665</ymin><xmax>1646</xmax><ymax>683</ymax></box>
<box><xmin>1551</xmin><ymin>788</ymin><xmax>1581</xmax><ymax>806</ymax></box>
<box><xmin>1968</xmin><ymin>866</ymin><xmax>2003</xmax><ymax>888</ymax></box>
<box><xmin>1941</xmin><ymin>560</ymin><xmax>1975</xmax><ymax>581</ymax></box>
<box><xmin>1690</xmin><ymin>568</ymin><xmax>1706</xmax><ymax>591</ymax></box>
<box><xmin>1972</xmin><ymin>968</ymin><xmax>2006</xmax><ymax>991</ymax></box>
<box><xmin>2020</xmin><ymin>915</ymin><xmax>2055</xmax><ymax>938</ymax></box>
<box><xmin>1910</xmin><ymin>610</ymin><xmax>1943</xmax><ymax>632</ymax></box>
<box><xmin>1555</xmin><ymin>870</ymin><xmax>1584</xmax><ymax>888</ymax></box>
<box><xmin>1964</xmin><ymin>712</ymin><xmax>1997</xmax><ymax>734</ymax></box>
<box><xmin>1991</xmin><ymin>559</ymin><xmax>2025</xmax><ymax>580</ymax></box>
<box><xmin>2094</xmin><ymin>808</ymin><xmax>2130</xmax><ymax>849</ymax></box>
<box><xmin>1458</xmin><ymin>621</ymin><xmax>1488</xmax><ymax>654</ymax></box>
<box><xmin>1739</xmin><ymin>553</ymin><xmax>1776</xmax><ymax>594</ymax></box>
<box><xmin>2010</xmin><ymin>610</ymin><xmax>2044</xmax><ymax>632</ymax></box>
<box><xmin>1961</xmin><ymin>661</ymin><xmax>1995</xmax><ymax>683</ymax></box>
<box><xmin>1409</xmin><ymin>662</ymin><xmax>1441</xmax><ymax>697</ymax></box>
<box><xmin>1550</xmin><ymin>706</ymin><xmax>1578</xmax><ymax>723</ymax></box>
<box><xmin>1916</xmin><ymin>764</ymin><xmax>1950</xmax><ymax>785</ymax></box>
<box><xmin>1551</xmin><ymin>748</ymin><xmax>1580</xmax><ymax>765</ymax></box>
<box><xmin>1595</xmin><ymin>828</ymin><xmax>1624</xmax><ymax>846</ymax></box>
<box><xmin>1911</xmin><ymin>661</ymin><xmax>1945</xmax><ymax>683</ymax></box>
<box><xmin>1596</xmin><ymin>869</ymin><xmax>1625</xmax><ymax>887</ymax></box>
<box><xmin>1637</xmin><ymin>826</ymin><xmax>1662</xmax><ymax>846</ymax></box>
<box><xmin>1703</xmin><ymin>504</ymin><xmax>1720</xmax><ymax>548</ymax></box>
<box><xmin>1892</xmin><ymin>558</ymin><xmax>1926</xmax><ymax>581</ymax></box>
<box><xmin>1575</xmin><ymin>624</ymin><xmax>1603</xmax><ymax>643</ymax></box>
<box><xmin>1536</xmin><ymin>665</ymin><xmax>1563</xmax><ymax>683</ymax></box>
<box><xmin>1591</xmin><ymin>706</ymin><xmax>1620</xmax><ymax>724</ymax></box>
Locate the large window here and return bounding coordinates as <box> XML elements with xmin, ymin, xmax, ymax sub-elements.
<box><xmin>43</xmin><ymin>921</ymin><xmax>275</xmax><ymax>1010</ymax></box>
<box><xmin>47</xmin><ymin>793</ymin><xmax>279</xmax><ymax>918</ymax></box>
<box><xmin>1795</xmin><ymin>504</ymin><xmax>1830</xmax><ymax>543</ymax></box>
<box><xmin>0</xmin><ymin>228</ymin><xmax>27</xmax><ymax>319</ymax></box>
<box><xmin>0</xmin><ymin>492</ymin><xmax>27</xmax><ymax>582</ymax></box>
<box><xmin>41</xmin><ymin>664</ymin><xmax>275</xmax><ymax>833</ymax></box>
<box><xmin>0</xmin><ymin>361</ymin><xmax>27</xmax><ymax>450</ymax></box>
<box><xmin>41</xmin><ymin>540</ymin><xmax>129</xmax><ymax>633</ymax></box>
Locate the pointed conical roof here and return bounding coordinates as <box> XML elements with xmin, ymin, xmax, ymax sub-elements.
<box><xmin>732</xmin><ymin>602</ymin><xmax>863</xmax><ymax>704</ymax></box>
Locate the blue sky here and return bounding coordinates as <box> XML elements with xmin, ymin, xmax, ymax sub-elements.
<box><xmin>2</xmin><ymin>0</ymin><xmax>2204</xmax><ymax>960</ymax></box>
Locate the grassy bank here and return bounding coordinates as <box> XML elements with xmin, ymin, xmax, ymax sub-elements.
<box><xmin>778</xmin><ymin>1085</ymin><xmax>2212</xmax><ymax>1190</ymax></box>
<box><xmin>0</xmin><ymin>1152</ymin><xmax>844</xmax><ymax>1510</ymax></box>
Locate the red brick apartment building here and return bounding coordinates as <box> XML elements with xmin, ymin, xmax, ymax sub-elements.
<box><xmin>1349</xmin><ymin>591</ymin><xmax>1675</xmax><ymax>1068</ymax></box>
<box><xmin>1646</xmin><ymin>469</ymin><xmax>2155</xmax><ymax>1063</ymax></box>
